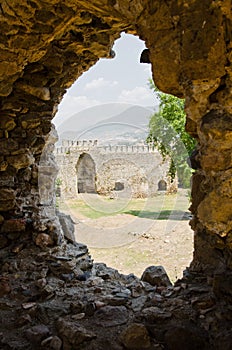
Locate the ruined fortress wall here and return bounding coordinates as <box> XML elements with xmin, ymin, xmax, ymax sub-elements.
<box><xmin>0</xmin><ymin>0</ymin><xmax>231</xmax><ymax>281</ymax></box>
<box><xmin>55</xmin><ymin>141</ymin><xmax>174</xmax><ymax>198</ymax></box>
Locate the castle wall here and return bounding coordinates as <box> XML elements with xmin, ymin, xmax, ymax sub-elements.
<box><xmin>55</xmin><ymin>141</ymin><xmax>175</xmax><ymax>198</ymax></box>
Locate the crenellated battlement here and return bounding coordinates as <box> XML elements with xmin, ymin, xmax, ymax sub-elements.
<box><xmin>61</xmin><ymin>139</ymin><xmax>98</xmax><ymax>148</ymax></box>
<box><xmin>56</xmin><ymin>140</ymin><xmax>157</xmax><ymax>155</ymax></box>
<box><xmin>99</xmin><ymin>144</ymin><xmax>157</xmax><ymax>153</ymax></box>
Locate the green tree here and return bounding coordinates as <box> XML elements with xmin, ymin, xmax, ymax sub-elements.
<box><xmin>147</xmin><ymin>79</ymin><xmax>196</xmax><ymax>188</ymax></box>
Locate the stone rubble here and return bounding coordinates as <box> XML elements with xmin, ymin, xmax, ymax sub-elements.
<box><xmin>0</xmin><ymin>239</ymin><xmax>231</xmax><ymax>350</ymax></box>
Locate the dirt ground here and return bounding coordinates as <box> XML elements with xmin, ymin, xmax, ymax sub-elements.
<box><xmin>62</xmin><ymin>190</ymin><xmax>194</xmax><ymax>283</ymax></box>
<box><xmin>74</xmin><ymin>214</ymin><xmax>193</xmax><ymax>283</ymax></box>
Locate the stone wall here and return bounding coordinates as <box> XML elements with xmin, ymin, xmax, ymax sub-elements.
<box><xmin>0</xmin><ymin>0</ymin><xmax>231</xmax><ymax>292</ymax></box>
<box><xmin>1</xmin><ymin>1</ymin><xmax>232</xmax><ymax>348</ymax></box>
<box><xmin>55</xmin><ymin>140</ymin><xmax>175</xmax><ymax>198</ymax></box>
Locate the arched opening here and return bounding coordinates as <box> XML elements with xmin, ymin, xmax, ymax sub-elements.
<box><xmin>55</xmin><ymin>33</ymin><xmax>193</xmax><ymax>282</ymax></box>
<box><xmin>1</xmin><ymin>3</ymin><xmax>230</xmax><ymax>348</ymax></box>
<box><xmin>158</xmin><ymin>179</ymin><xmax>167</xmax><ymax>191</ymax></box>
<box><xmin>76</xmin><ymin>153</ymin><xmax>96</xmax><ymax>193</ymax></box>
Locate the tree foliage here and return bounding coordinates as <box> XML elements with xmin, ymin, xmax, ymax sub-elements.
<box><xmin>147</xmin><ymin>79</ymin><xmax>196</xmax><ymax>188</ymax></box>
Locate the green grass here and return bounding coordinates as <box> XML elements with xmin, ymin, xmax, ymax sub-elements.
<box><xmin>58</xmin><ymin>190</ymin><xmax>190</xmax><ymax>220</ymax></box>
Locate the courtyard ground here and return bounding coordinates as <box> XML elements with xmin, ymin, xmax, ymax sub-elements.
<box><xmin>58</xmin><ymin>189</ymin><xmax>193</xmax><ymax>282</ymax></box>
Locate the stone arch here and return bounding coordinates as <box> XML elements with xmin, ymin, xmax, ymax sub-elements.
<box><xmin>0</xmin><ymin>2</ymin><xmax>232</xmax><ymax>348</ymax></box>
<box><xmin>76</xmin><ymin>153</ymin><xmax>96</xmax><ymax>194</ymax></box>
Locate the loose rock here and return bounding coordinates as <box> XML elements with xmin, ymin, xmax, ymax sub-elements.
<box><xmin>141</xmin><ymin>266</ymin><xmax>172</xmax><ymax>287</ymax></box>
<box><xmin>120</xmin><ymin>323</ymin><xmax>151</xmax><ymax>349</ymax></box>
<box><xmin>94</xmin><ymin>305</ymin><xmax>129</xmax><ymax>327</ymax></box>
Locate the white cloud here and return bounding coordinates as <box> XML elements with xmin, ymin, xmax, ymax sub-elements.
<box><xmin>118</xmin><ymin>86</ymin><xmax>155</xmax><ymax>105</ymax></box>
<box><xmin>84</xmin><ymin>77</ymin><xmax>118</xmax><ymax>90</ymax></box>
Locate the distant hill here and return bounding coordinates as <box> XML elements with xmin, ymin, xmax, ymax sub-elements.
<box><xmin>57</xmin><ymin>103</ymin><xmax>158</xmax><ymax>145</ymax></box>
<box><xmin>57</xmin><ymin>103</ymin><xmax>132</xmax><ymax>134</ymax></box>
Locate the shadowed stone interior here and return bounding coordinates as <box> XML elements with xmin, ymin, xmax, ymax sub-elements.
<box><xmin>0</xmin><ymin>1</ymin><xmax>232</xmax><ymax>349</ymax></box>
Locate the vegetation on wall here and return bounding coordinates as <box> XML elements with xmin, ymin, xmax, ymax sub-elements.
<box><xmin>147</xmin><ymin>79</ymin><xmax>196</xmax><ymax>188</ymax></box>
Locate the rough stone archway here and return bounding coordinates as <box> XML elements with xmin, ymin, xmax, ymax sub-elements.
<box><xmin>76</xmin><ymin>153</ymin><xmax>96</xmax><ymax>193</ymax></box>
<box><xmin>0</xmin><ymin>1</ymin><xmax>232</xmax><ymax>348</ymax></box>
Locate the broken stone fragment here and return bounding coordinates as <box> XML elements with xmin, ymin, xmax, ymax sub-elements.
<box><xmin>120</xmin><ymin>323</ymin><xmax>151</xmax><ymax>350</ymax></box>
<box><xmin>56</xmin><ymin>318</ymin><xmax>96</xmax><ymax>347</ymax></box>
<box><xmin>93</xmin><ymin>305</ymin><xmax>129</xmax><ymax>327</ymax></box>
<box><xmin>141</xmin><ymin>266</ymin><xmax>172</xmax><ymax>287</ymax></box>
<box><xmin>57</xmin><ymin>212</ymin><xmax>75</xmax><ymax>243</ymax></box>
<box><xmin>94</xmin><ymin>262</ymin><xmax>122</xmax><ymax>280</ymax></box>
<box><xmin>141</xmin><ymin>307</ymin><xmax>172</xmax><ymax>323</ymax></box>
<box><xmin>41</xmin><ymin>335</ymin><xmax>62</xmax><ymax>350</ymax></box>
<box><xmin>35</xmin><ymin>233</ymin><xmax>54</xmax><ymax>248</ymax></box>
<box><xmin>6</xmin><ymin>152</ymin><xmax>34</xmax><ymax>170</ymax></box>
<box><xmin>16</xmin><ymin>82</ymin><xmax>51</xmax><ymax>101</ymax></box>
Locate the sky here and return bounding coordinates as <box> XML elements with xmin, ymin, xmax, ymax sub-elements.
<box><xmin>54</xmin><ymin>33</ymin><xmax>159</xmax><ymax>127</ymax></box>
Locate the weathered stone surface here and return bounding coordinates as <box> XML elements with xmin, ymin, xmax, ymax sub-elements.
<box><xmin>57</xmin><ymin>212</ymin><xmax>75</xmax><ymax>243</ymax></box>
<box><xmin>94</xmin><ymin>305</ymin><xmax>129</xmax><ymax>327</ymax></box>
<box><xmin>141</xmin><ymin>266</ymin><xmax>172</xmax><ymax>287</ymax></box>
<box><xmin>7</xmin><ymin>153</ymin><xmax>34</xmax><ymax>170</ymax></box>
<box><xmin>20</xmin><ymin>115</ymin><xmax>41</xmax><ymax>129</ymax></box>
<box><xmin>0</xmin><ymin>116</ymin><xmax>16</xmax><ymax>131</ymax></box>
<box><xmin>0</xmin><ymin>0</ymin><xmax>230</xmax><ymax>278</ymax></box>
<box><xmin>1</xmin><ymin>219</ymin><xmax>26</xmax><ymax>233</ymax></box>
<box><xmin>0</xmin><ymin>189</ymin><xmax>15</xmax><ymax>211</ymax></box>
<box><xmin>16</xmin><ymin>82</ymin><xmax>51</xmax><ymax>101</ymax></box>
<box><xmin>140</xmin><ymin>306</ymin><xmax>172</xmax><ymax>323</ymax></box>
<box><xmin>120</xmin><ymin>323</ymin><xmax>151</xmax><ymax>349</ymax></box>
<box><xmin>56</xmin><ymin>318</ymin><xmax>96</xmax><ymax>348</ymax></box>
<box><xmin>0</xmin><ymin>139</ymin><xmax>18</xmax><ymax>155</ymax></box>
<box><xmin>0</xmin><ymin>173</ymin><xmax>15</xmax><ymax>187</ymax></box>
<box><xmin>198</xmin><ymin>192</ymin><xmax>232</xmax><ymax>237</ymax></box>
<box><xmin>35</xmin><ymin>233</ymin><xmax>54</xmax><ymax>248</ymax></box>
